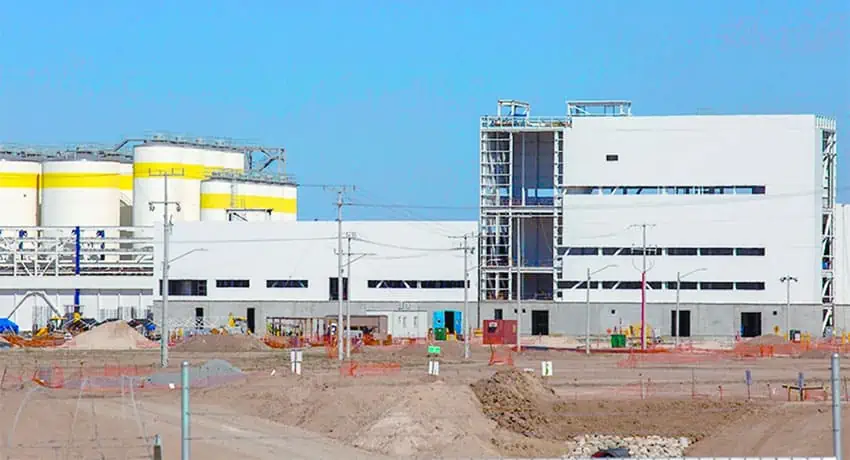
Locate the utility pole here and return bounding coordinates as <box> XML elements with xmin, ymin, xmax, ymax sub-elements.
<box><xmin>451</xmin><ymin>233</ymin><xmax>477</xmax><ymax>360</ymax></box>
<box><xmin>586</xmin><ymin>264</ymin><xmax>617</xmax><ymax>355</ymax></box>
<box><xmin>675</xmin><ymin>268</ymin><xmax>706</xmax><ymax>348</ymax></box>
<box><xmin>629</xmin><ymin>223</ymin><xmax>656</xmax><ymax>351</ymax></box>
<box><xmin>780</xmin><ymin>275</ymin><xmax>798</xmax><ymax>338</ymax></box>
<box><xmin>323</xmin><ymin>185</ymin><xmax>355</xmax><ymax>361</ymax></box>
<box><xmin>149</xmin><ymin>170</ymin><xmax>183</xmax><ymax>369</ymax></box>
<box><xmin>516</xmin><ymin>219</ymin><xmax>523</xmax><ymax>352</ymax></box>
<box><xmin>339</xmin><ymin>232</ymin><xmax>374</xmax><ymax>359</ymax></box>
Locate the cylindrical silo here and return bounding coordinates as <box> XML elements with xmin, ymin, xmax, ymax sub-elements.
<box><xmin>41</xmin><ymin>160</ymin><xmax>122</xmax><ymax>261</ymax></box>
<box><xmin>0</xmin><ymin>159</ymin><xmax>40</xmax><ymax>227</ymax></box>
<box><xmin>119</xmin><ymin>163</ymin><xmax>133</xmax><ymax>206</ymax></box>
<box><xmin>200</xmin><ymin>177</ymin><xmax>297</xmax><ymax>222</ymax></box>
<box><xmin>132</xmin><ymin>142</ymin><xmax>246</xmax><ymax>228</ymax></box>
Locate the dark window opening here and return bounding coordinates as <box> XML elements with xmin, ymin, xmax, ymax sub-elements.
<box><xmin>735</xmin><ymin>247</ymin><xmax>765</xmax><ymax>256</ymax></box>
<box><xmin>700</xmin><ymin>281</ymin><xmax>734</xmax><ymax>290</ymax></box>
<box><xmin>605</xmin><ymin>154</ymin><xmax>619</xmax><ymax>162</ymax></box>
<box><xmin>494</xmin><ymin>308</ymin><xmax>503</xmax><ymax>320</ymax></box>
<box><xmin>700</xmin><ymin>247</ymin><xmax>734</xmax><ymax>256</ymax></box>
<box><xmin>159</xmin><ymin>279</ymin><xmax>207</xmax><ymax>296</ymax></box>
<box><xmin>666</xmin><ymin>247</ymin><xmax>699</xmax><ymax>256</ymax></box>
<box><xmin>736</xmin><ymin>281</ymin><xmax>765</xmax><ymax>290</ymax></box>
<box><xmin>565</xmin><ymin>247</ymin><xmax>598</xmax><ymax>256</ymax></box>
<box><xmin>666</xmin><ymin>281</ymin><xmax>698</xmax><ymax>290</ymax></box>
<box><xmin>616</xmin><ymin>281</ymin><xmax>642</xmax><ymax>290</ymax></box>
<box><xmin>329</xmin><ymin>277</ymin><xmax>348</xmax><ymax>301</ymax></box>
<box><xmin>575</xmin><ymin>281</ymin><xmax>599</xmax><ymax>289</ymax></box>
<box><xmin>216</xmin><ymin>279</ymin><xmax>250</xmax><ymax>288</ymax></box>
<box><xmin>267</xmin><ymin>279</ymin><xmax>309</xmax><ymax>288</ymax></box>
<box><xmin>647</xmin><ymin>281</ymin><xmax>662</xmax><ymax>289</ymax></box>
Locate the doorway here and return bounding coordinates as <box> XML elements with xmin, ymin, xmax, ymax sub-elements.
<box><xmin>671</xmin><ymin>310</ymin><xmax>691</xmax><ymax>337</ymax></box>
<box><xmin>194</xmin><ymin>307</ymin><xmax>204</xmax><ymax>329</ymax></box>
<box><xmin>740</xmin><ymin>312</ymin><xmax>762</xmax><ymax>338</ymax></box>
<box><xmin>246</xmin><ymin>308</ymin><xmax>256</xmax><ymax>334</ymax></box>
<box><xmin>444</xmin><ymin>311</ymin><xmax>456</xmax><ymax>334</ymax></box>
<box><xmin>531</xmin><ymin>310</ymin><xmax>549</xmax><ymax>336</ymax></box>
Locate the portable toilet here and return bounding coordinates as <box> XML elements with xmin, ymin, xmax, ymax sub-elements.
<box><xmin>433</xmin><ymin>310</ymin><xmax>463</xmax><ymax>336</ymax></box>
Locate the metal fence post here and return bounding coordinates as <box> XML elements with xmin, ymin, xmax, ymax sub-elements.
<box><xmin>153</xmin><ymin>434</ymin><xmax>163</xmax><ymax>460</ymax></box>
<box><xmin>182</xmin><ymin>361</ymin><xmax>190</xmax><ymax>460</ymax></box>
<box><xmin>832</xmin><ymin>353</ymin><xmax>842</xmax><ymax>460</ymax></box>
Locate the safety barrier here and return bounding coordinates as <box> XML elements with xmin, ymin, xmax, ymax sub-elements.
<box><xmin>339</xmin><ymin>361</ymin><xmax>401</xmax><ymax>377</ymax></box>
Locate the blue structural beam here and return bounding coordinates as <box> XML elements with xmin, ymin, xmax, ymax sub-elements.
<box><xmin>74</xmin><ymin>226</ymin><xmax>81</xmax><ymax>309</ymax></box>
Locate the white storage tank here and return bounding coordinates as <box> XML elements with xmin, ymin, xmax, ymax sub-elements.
<box><xmin>0</xmin><ymin>159</ymin><xmax>40</xmax><ymax>227</ymax></box>
<box><xmin>132</xmin><ymin>142</ymin><xmax>245</xmax><ymax>228</ymax></box>
<box><xmin>367</xmin><ymin>310</ymin><xmax>428</xmax><ymax>339</ymax></box>
<box><xmin>41</xmin><ymin>160</ymin><xmax>121</xmax><ymax>228</ymax></box>
<box><xmin>119</xmin><ymin>163</ymin><xmax>133</xmax><ymax>206</ymax></box>
<box><xmin>200</xmin><ymin>177</ymin><xmax>297</xmax><ymax>222</ymax></box>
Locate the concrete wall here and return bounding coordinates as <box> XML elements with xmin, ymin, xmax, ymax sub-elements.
<box><xmin>560</xmin><ymin>114</ymin><xmax>822</xmax><ymax>305</ymax></box>
<box><xmin>156</xmin><ymin>298</ymin><xmax>824</xmax><ymax>339</ymax></box>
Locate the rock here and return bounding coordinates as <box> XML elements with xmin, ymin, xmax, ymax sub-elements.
<box><xmin>564</xmin><ymin>434</ymin><xmax>689</xmax><ymax>458</ymax></box>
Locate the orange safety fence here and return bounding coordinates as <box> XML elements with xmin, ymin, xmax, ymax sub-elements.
<box><xmin>339</xmin><ymin>361</ymin><xmax>401</xmax><ymax>377</ymax></box>
<box><xmin>489</xmin><ymin>345</ymin><xmax>514</xmax><ymax>366</ymax></box>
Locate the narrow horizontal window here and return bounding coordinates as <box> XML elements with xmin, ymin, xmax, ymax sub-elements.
<box><xmin>667</xmin><ymin>247</ymin><xmax>699</xmax><ymax>256</ymax></box>
<box><xmin>420</xmin><ymin>280</ymin><xmax>466</xmax><ymax>289</ymax></box>
<box><xmin>632</xmin><ymin>247</ymin><xmax>662</xmax><ymax>256</ymax></box>
<box><xmin>700</xmin><ymin>247</ymin><xmax>734</xmax><ymax>256</ymax></box>
<box><xmin>562</xmin><ymin>185</ymin><xmax>766</xmax><ymax>195</ymax></box>
<box><xmin>735</xmin><ymin>247</ymin><xmax>765</xmax><ymax>256</ymax></box>
<box><xmin>647</xmin><ymin>281</ymin><xmax>662</xmax><ymax>290</ymax></box>
<box><xmin>736</xmin><ymin>281</ymin><xmax>765</xmax><ymax>290</ymax></box>
<box><xmin>267</xmin><ymin>279</ymin><xmax>308</xmax><ymax>288</ymax></box>
<box><xmin>159</xmin><ymin>279</ymin><xmax>207</xmax><ymax>296</ymax></box>
<box><xmin>565</xmin><ymin>247</ymin><xmax>598</xmax><ymax>256</ymax></box>
<box><xmin>558</xmin><ymin>280</ymin><xmax>579</xmax><ymax>289</ymax></box>
<box><xmin>369</xmin><ymin>280</ymin><xmax>465</xmax><ymax>289</ymax></box>
<box><xmin>616</xmin><ymin>281</ymin><xmax>642</xmax><ymax>290</ymax></box>
<box><xmin>605</xmin><ymin>154</ymin><xmax>619</xmax><ymax>162</ymax></box>
<box><xmin>666</xmin><ymin>281</ymin><xmax>698</xmax><ymax>290</ymax></box>
<box><xmin>700</xmin><ymin>281</ymin><xmax>734</xmax><ymax>290</ymax></box>
<box><xmin>216</xmin><ymin>279</ymin><xmax>249</xmax><ymax>288</ymax></box>
<box><xmin>575</xmin><ymin>281</ymin><xmax>599</xmax><ymax>289</ymax></box>
<box><xmin>602</xmin><ymin>247</ymin><xmax>621</xmax><ymax>256</ymax></box>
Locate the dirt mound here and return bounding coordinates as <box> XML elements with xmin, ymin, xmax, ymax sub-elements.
<box><xmin>172</xmin><ymin>334</ymin><xmax>269</xmax><ymax>352</ymax></box>
<box><xmin>352</xmin><ymin>381</ymin><xmax>499</xmax><ymax>458</ymax></box>
<box><xmin>470</xmin><ymin>368</ymin><xmax>559</xmax><ymax>438</ymax></box>
<box><xmin>65</xmin><ymin>321</ymin><xmax>151</xmax><ymax>350</ymax></box>
<box><xmin>472</xmin><ymin>368</ymin><xmax>759</xmax><ymax>443</ymax></box>
<box><xmin>744</xmin><ymin>334</ymin><xmax>787</xmax><ymax>345</ymax></box>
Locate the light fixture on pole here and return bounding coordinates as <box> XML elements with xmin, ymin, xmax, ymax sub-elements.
<box><xmin>675</xmin><ymin>268</ymin><xmax>706</xmax><ymax>347</ymax></box>
<box><xmin>585</xmin><ymin>264</ymin><xmax>617</xmax><ymax>355</ymax></box>
<box><xmin>780</xmin><ymin>275</ymin><xmax>798</xmax><ymax>338</ymax></box>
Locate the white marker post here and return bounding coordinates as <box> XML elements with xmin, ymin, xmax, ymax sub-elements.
<box><xmin>290</xmin><ymin>349</ymin><xmax>303</xmax><ymax>376</ymax></box>
<box><xmin>428</xmin><ymin>345</ymin><xmax>440</xmax><ymax>376</ymax></box>
<box><xmin>541</xmin><ymin>361</ymin><xmax>553</xmax><ymax>377</ymax></box>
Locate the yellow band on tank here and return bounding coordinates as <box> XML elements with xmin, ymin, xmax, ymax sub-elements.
<box><xmin>119</xmin><ymin>175</ymin><xmax>133</xmax><ymax>191</ymax></box>
<box><xmin>134</xmin><ymin>162</ymin><xmax>242</xmax><ymax>180</ymax></box>
<box><xmin>41</xmin><ymin>173</ymin><xmax>120</xmax><ymax>189</ymax></box>
<box><xmin>0</xmin><ymin>173</ymin><xmax>39</xmax><ymax>188</ymax></box>
<box><xmin>200</xmin><ymin>193</ymin><xmax>297</xmax><ymax>214</ymax></box>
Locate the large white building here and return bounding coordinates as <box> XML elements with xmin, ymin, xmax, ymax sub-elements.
<box><xmin>0</xmin><ymin>102</ymin><xmax>841</xmax><ymax>339</ymax></box>
<box><xmin>479</xmin><ymin>100</ymin><xmax>838</xmax><ymax>338</ymax></box>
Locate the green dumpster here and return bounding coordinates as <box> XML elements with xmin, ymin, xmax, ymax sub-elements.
<box><xmin>611</xmin><ymin>334</ymin><xmax>626</xmax><ymax>348</ymax></box>
<box><xmin>434</xmin><ymin>327</ymin><xmax>447</xmax><ymax>341</ymax></box>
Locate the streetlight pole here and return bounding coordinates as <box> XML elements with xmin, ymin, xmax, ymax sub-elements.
<box><xmin>585</xmin><ymin>264</ymin><xmax>617</xmax><ymax>355</ymax></box>
<box><xmin>780</xmin><ymin>275</ymin><xmax>798</xmax><ymax>338</ymax></box>
<box><xmin>462</xmin><ymin>233</ymin><xmax>471</xmax><ymax>359</ymax></box>
<box><xmin>675</xmin><ymin>268</ymin><xmax>706</xmax><ymax>347</ymax></box>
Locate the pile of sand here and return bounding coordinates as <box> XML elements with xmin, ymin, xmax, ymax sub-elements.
<box><xmin>470</xmin><ymin>368</ymin><xmax>559</xmax><ymax>438</ymax></box>
<box><xmin>744</xmin><ymin>334</ymin><xmax>788</xmax><ymax>345</ymax></box>
<box><xmin>172</xmin><ymin>334</ymin><xmax>269</xmax><ymax>352</ymax></box>
<box><xmin>65</xmin><ymin>321</ymin><xmax>151</xmax><ymax>350</ymax></box>
<box><xmin>352</xmin><ymin>380</ymin><xmax>499</xmax><ymax>458</ymax></box>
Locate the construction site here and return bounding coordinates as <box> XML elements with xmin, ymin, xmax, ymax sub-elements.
<box><xmin>0</xmin><ymin>99</ymin><xmax>843</xmax><ymax>459</ymax></box>
<box><xmin>0</xmin><ymin>317</ymin><xmax>847</xmax><ymax>459</ymax></box>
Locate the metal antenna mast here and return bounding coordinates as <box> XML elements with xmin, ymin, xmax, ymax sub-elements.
<box><xmin>629</xmin><ymin>223</ymin><xmax>656</xmax><ymax>351</ymax></box>
<box><xmin>324</xmin><ymin>185</ymin><xmax>356</xmax><ymax>361</ymax></box>
<box><xmin>149</xmin><ymin>169</ymin><xmax>184</xmax><ymax>368</ymax></box>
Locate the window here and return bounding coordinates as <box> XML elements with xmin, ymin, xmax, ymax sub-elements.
<box><xmin>329</xmin><ymin>277</ymin><xmax>348</xmax><ymax>301</ymax></box>
<box><xmin>647</xmin><ymin>281</ymin><xmax>662</xmax><ymax>289</ymax></box>
<box><xmin>700</xmin><ymin>281</ymin><xmax>734</xmax><ymax>290</ymax></box>
<box><xmin>606</xmin><ymin>154</ymin><xmax>619</xmax><ymax>162</ymax></box>
<box><xmin>368</xmin><ymin>280</ymin><xmax>465</xmax><ymax>289</ymax></box>
<box><xmin>602</xmin><ymin>247</ymin><xmax>621</xmax><ymax>256</ymax></box>
<box><xmin>420</xmin><ymin>280</ymin><xmax>465</xmax><ymax>289</ymax></box>
<box><xmin>700</xmin><ymin>247</ymin><xmax>734</xmax><ymax>256</ymax></box>
<box><xmin>666</xmin><ymin>247</ymin><xmax>698</xmax><ymax>256</ymax></box>
<box><xmin>558</xmin><ymin>280</ymin><xmax>579</xmax><ymax>289</ymax></box>
<box><xmin>159</xmin><ymin>279</ymin><xmax>207</xmax><ymax>296</ymax></box>
<box><xmin>632</xmin><ymin>247</ymin><xmax>662</xmax><ymax>256</ymax></box>
<box><xmin>216</xmin><ymin>279</ymin><xmax>250</xmax><ymax>288</ymax></box>
<box><xmin>736</xmin><ymin>247</ymin><xmax>765</xmax><ymax>256</ymax></box>
<box><xmin>575</xmin><ymin>281</ymin><xmax>599</xmax><ymax>289</ymax></box>
<box><xmin>666</xmin><ymin>281</ymin><xmax>698</xmax><ymax>290</ymax></box>
<box><xmin>494</xmin><ymin>309</ymin><xmax>503</xmax><ymax>320</ymax></box>
<box><xmin>616</xmin><ymin>281</ymin><xmax>642</xmax><ymax>289</ymax></box>
<box><xmin>267</xmin><ymin>279</ymin><xmax>308</xmax><ymax>288</ymax></box>
<box><xmin>736</xmin><ymin>282</ymin><xmax>765</xmax><ymax>290</ymax></box>
<box><xmin>565</xmin><ymin>247</ymin><xmax>598</xmax><ymax>256</ymax></box>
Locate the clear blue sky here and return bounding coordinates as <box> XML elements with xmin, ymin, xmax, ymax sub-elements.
<box><xmin>1</xmin><ymin>0</ymin><xmax>847</xmax><ymax>221</ymax></box>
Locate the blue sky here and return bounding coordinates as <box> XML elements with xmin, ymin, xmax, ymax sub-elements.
<box><xmin>0</xmin><ymin>0</ymin><xmax>847</xmax><ymax>221</ymax></box>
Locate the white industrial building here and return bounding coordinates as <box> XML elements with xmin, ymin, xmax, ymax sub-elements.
<box><xmin>0</xmin><ymin>101</ymin><xmax>841</xmax><ymax>340</ymax></box>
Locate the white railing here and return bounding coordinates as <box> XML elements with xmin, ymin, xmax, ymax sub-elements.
<box><xmin>480</xmin><ymin>116</ymin><xmax>570</xmax><ymax>129</ymax></box>
<box><xmin>0</xmin><ymin>226</ymin><xmax>154</xmax><ymax>277</ymax></box>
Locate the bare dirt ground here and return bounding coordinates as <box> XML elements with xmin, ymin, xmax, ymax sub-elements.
<box><xmin>0</xmin><ymin>342</ymin><xmax>846</xmax><ymax>459</ymax></box>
